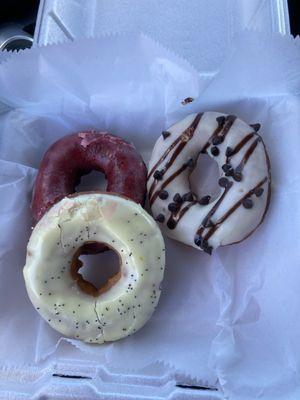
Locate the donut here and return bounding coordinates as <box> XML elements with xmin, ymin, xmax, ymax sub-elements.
<box><xmin>24</xmin><ymin>192</ymin><xmax>165</xmax><ymax>343</ymax></box>
<box><xmin>31</xmin><ymin>132</ymin><xmax>147</xmax><ymax>223</ymax></box>
<box><xmin>147</xmin><ymin>112</ymin><xmax>271</xmax><ymax>254</ymax></box>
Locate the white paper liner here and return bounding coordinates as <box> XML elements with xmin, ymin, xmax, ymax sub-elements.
<box><xmin>0</xmin><ymin>31</ymin><xmax>300</xmax><ymax>398</ymax></box>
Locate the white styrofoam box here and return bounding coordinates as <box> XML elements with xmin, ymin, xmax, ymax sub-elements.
<box><xmin>0</xmin><ymin>358</ymin><xmax>223</xmax><ymax>399</ymax></box>
<box><xmin>34</xmin><ymin>0</ymin><xmax>290</xmax><ymax>74</ymax></box>
<box><xmin>0</xmin><ymin>2</ymin><xmax>290</xmax><ymax>399</ymax></box>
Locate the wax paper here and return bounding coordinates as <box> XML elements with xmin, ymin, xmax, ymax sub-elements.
<box><xmin>0</xmin><ymin>32</ymin><xmax>300</xmax><ymax>399</ymax></box>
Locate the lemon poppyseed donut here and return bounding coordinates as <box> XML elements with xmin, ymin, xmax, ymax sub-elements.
<box><xmin>24</xmin><ymin>192</ymin><xmax>165</xmax><ymax>343</ymax></box>
<box><xmin>31</xmin><ymin>132</ymin><xmax>147</xmax><ymax>223</ymax></box>
<box><xmin>147</xmin><ymin>112</ymin><xmax>271</xmax><ymax>254</ymax></box>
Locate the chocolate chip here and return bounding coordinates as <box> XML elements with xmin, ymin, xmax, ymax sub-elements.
<box><xmin>173</xmin><ymin>193</ymin><xmax>183</xmax><ymax>204</ymax></box>
<box><xmin>225</xmin><ymin>168</ymin><xmax>234</xmax><ymax>177</ymax></box>
<box><xmin>254</xmin><ymin>187</ymin><xmax>264</xmax><ymax>197</ymax></box>
<box><xmin>167</xmin><ymin>219</ymin><xmax>176</xmax><ymax>230</ymax></box>
<box><xmin>212</xmin><ymin>136</ymin><xmax>223</xmax><ymax>145</ymax></box>
<box><xmin>153</xmin><ymin>170</ymin><xmax>163</xmax><ymax>180</ymax></box>
<box><xmin>182</xmin><ymin>191</ymin><xmax>195</xmax><ymax>202</ymax></box>
<box><xmin>218</xmin><ymin>177</ymin><xmax>230</xmax><ymax>188</ymax></box>
<box><xmin>250</xmin><ymin>123</ymin><xmax>261</xmax><ymax>132</ymax></box>
<box><xmin>242</xmin><ymin>198</ymin><xmax>253</xmax><ymax>209</ymax></box>
<box><xmin>203</xmin><ymin>245</ymin><xmax>213</xmax><ymax>255</ymax></box>
<box><xmin>211</xmin><ymin>146</ymin><xmax>220</xmax><ymax>156</ymax></box>
<box><xmin>222</xmin><ymin>163</ymin><xmax>231</xmax><ymax>173</ymax></box>
<box><xmin>200</xmin><ymin>237</ymin><xmax>208</xmax><ymax>247</ymax></box>
<box><xmin>158</xmin><ymin>190</ymin><xmax>169</xmax><ymax>200</ymax></box>
<box><xmin>162</xmin><ymin>130</ymin><xmax>171</xmax><ymax>139</ymax></box>
<box><xmin>199</xmin><ymin>195</ymin><xmax>211</xmax><ymax>205</ymax></box>
<box><xmin>186</xmin><ymin>158</ymin><xmax>195</xmax><ymax>168</ymax></box>
<box><xmin>195</xmin><ymin>236</ymin><xmax>212</xmax><ymax>254</ymax></box>
<box><xmin>233</xmin><ymin>172</ymin><xmax>242</xmax><ymax>182</ymax></box>
<box><xmin>194</xmin><ymin>235</ymin><xmax>202</xmax><ymax>247</ymax></box>
<box><xmin>168</xmin><ymin>202</ymin><xmax>180</xmax><ymax>213</ymax></box>
<box><xmin>155</xmin><ymin>214</ymin><xmax>165</xmax><ymax>223</ymax></box>
<box><xmin>233</xmin><ymin>165</ymin><xmax>243</xmax><ymax>181</ymax></box>
<box><xmin>216</xmin><ymin>116</ymin><xmax>226</xmax><ymax>125</ymax></box>
<box><xmin>226</xmin><ymin>147</ymin><xmax>234</xmax><ymax>157</ymax></box>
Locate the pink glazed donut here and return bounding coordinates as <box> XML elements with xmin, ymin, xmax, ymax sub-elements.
<box><xmin>31</xmin><ymin>131</ymin><xmax>148</xmax><ymax>253</ymax></box>
<box><xmin>32</xmin><ymin>131</ymin><xmax>147</xmax><ymax>222</ymax></box>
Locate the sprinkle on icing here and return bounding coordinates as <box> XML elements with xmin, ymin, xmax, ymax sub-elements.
<box><xmin>24</xmin><ymin>193</ymin><xmax>165</xmax><ymax>343</ymax></box>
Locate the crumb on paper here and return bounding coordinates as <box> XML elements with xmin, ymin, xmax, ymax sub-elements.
<box><xmin>181</xmin><ymin>97</ymin><xmax>194</xmax><ymax>105</ymax></box>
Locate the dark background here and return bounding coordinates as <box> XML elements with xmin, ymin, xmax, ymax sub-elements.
<box><xmin>0</xmin><ymin>0</ymin><xmax>299</xmax><ymax>39</ymax></box>
<box><xmin>288</xmin><ymin>0</ymin><xmax>299</xmax><ymax>36</ymax></box>
<box><xmin>0</xmin><ymin>0</ymin><xmax>39</xmax><ymax>36</ymax></box>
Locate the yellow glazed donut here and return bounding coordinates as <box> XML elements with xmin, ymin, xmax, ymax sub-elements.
<box><xmin>24</xmin><ymin>192</ymin><xmax>165</xmax><ymax>343</ymax></box>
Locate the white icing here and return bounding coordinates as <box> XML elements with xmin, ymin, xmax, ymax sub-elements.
<box><xmin>148</xmin><ymin>112</ymin><xmax>271</xmax><ymax>252</ymax></box>
<box><xmin>24</xmin><ymin>193</ymin><xmax>165</xmax><ymax>343</ymax></box>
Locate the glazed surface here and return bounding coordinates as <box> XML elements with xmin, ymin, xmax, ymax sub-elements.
<box><xmin>147</xmin><ymin>112</ymin><xmax>271</xmax><ymax>253</ymax></box>
<box><xmin>24</xmin><ymin>193</ymin><xmax>165</xmax><ymax>343</ymax></box>
<box><xmin>31</xmin><ymin>132</ymin><xmax>147</xmax><ymax>223</ymax></box>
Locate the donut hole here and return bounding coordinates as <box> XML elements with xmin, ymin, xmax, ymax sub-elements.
<box><xmin>75</xmin><ymin>170</ymin><xmax>107</xmax><ymax>192</ymax></box>
<box><xmin>190</xmin><ymin>153</ymin><xmax>221</xmax><ymax>201</ymax></box>
<box><xmin>71</xmin><ymin>244</ymin><xmax>121</xmax><ymax>297</ymax></box>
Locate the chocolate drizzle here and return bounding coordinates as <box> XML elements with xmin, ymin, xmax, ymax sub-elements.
<box><xmin>148</xmin><ymin>113</ymin><xmax>203</xmax><ymax>205</ymax></box>
<box><xmin>195</xmin><ymin>130</ymin><xmax>267</xmax><ymax>251</ymax></box>
<box><xmin>223</xmin><ymin>134</ymin><xmax>259</xmax><ymax>182</ymax></box>
<box><xmin>234</xmin><ymin>137</ymin><xmax>260</xmax><ymax>174</ymax></box>
<box><xmin>202</xmin><ymin>115</ymin><xmax>225</xmax><ymax>153</ymax></box>
<box><xmin>149</xmin><ymin>112</ymin><xmax>270</xmax><ymax>255</ymax></box>
<box><xmin>167</xmin><ymin>201</ymin><xmax>197</xmax><ymax>230</ymax></box>
<box><xmin>149</xmin><ymin>162</ymin><xmax>189</xmax><ymax>206</ymax></box>
<box><xmin>202</xmin><ymin>115</ymin><xmax>237</xmax><ymax>153</ymax></box>
<box><xmin>225</xmin><ymin>133</ymin><xmax>254</xmax><ymax>163</ymax></box>
<box><xmin>149</xmin><ymin>114</ymin><xmax>237</xmax><ymax>208</ymax></box>
<box><xmin>149</xmin><ymin>114</ymin><xmax>237</xmax><ymax>207</ymax></box>
<box><xmin>148</xmin><ymin>113</ymin><xmax>203</xmax><ymax>180</ymax></box>
<box><xmin>197</xmin><ymin>181</ymin><xmax>233</xmax><ymax>236</ymax></box>
<box><xmin>203</xmin><ymin>177</ymin><xmax>267</xmax><ymax>241</ymax></box>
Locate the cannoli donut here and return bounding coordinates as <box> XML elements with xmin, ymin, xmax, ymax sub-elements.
<box><xmin>147</xmin><ymin>112</ymin><xmax>271</xmax><ymax>254</ymax></box>
<box><xmin>24</xmin><ymin>192</ymin><xmax>165</xmax><ymax>343</ymax></box>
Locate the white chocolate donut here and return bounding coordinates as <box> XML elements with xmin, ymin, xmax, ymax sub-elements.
<box><xmin>24</xmin><ymin>192</ymin><xmax>165</xmax><ymax>343</ymax></box>
<box><xmin>148</xmin><ymin>112</ymin><xmax>271</xmax><ymax>254</ymax></box>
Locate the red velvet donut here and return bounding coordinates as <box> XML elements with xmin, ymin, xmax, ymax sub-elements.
<box><xmin>31</xmin><ymin>131</ymin><xmax>147</xmax><ymax>224</ymax></box>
